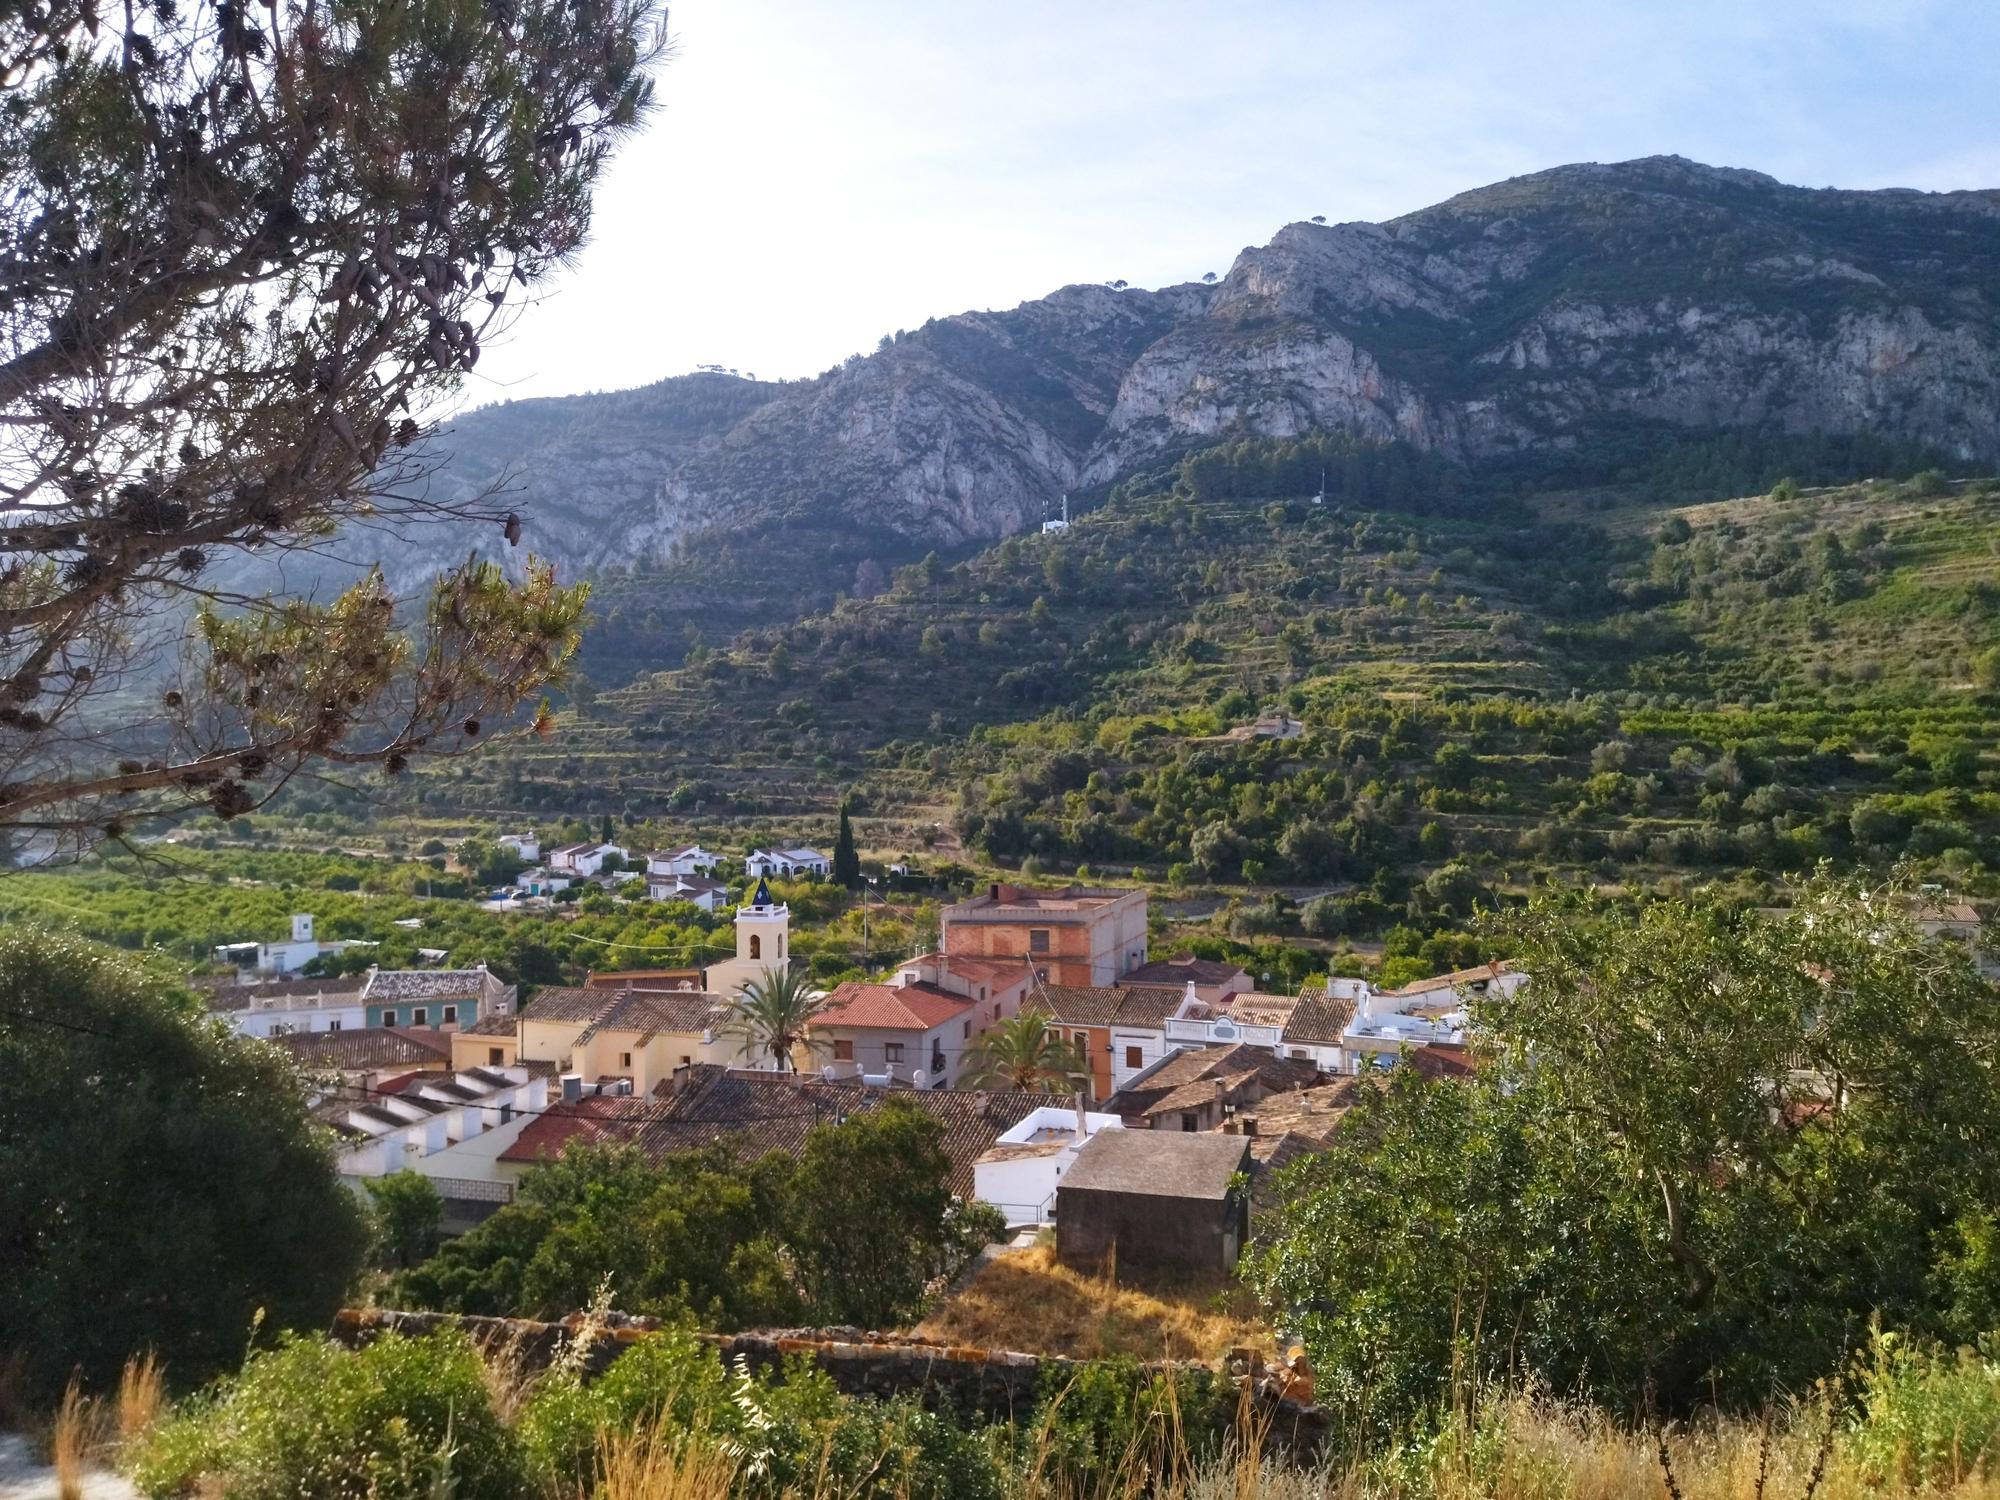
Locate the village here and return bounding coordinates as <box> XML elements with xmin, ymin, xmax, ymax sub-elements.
<box><xmin>195</xmin><ymin>851</ymin><xmax>1549</xmax><ymax>1280</ymax></box>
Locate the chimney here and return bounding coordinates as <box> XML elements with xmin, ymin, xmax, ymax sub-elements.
<box><xmin>1074</xmin><ymin>1090</ymin><xmax>1089</xmax><ymax>1141</ymax></box>
<box><xmin>1243</xmin><ymin>1116</ymin><xmax>1259</xmax><ymax>1137</ymax></box>
<box><xmin>560</xmin><ymin>1073</ymin><xmax>582</xmax><ymax>1105</ymax></box>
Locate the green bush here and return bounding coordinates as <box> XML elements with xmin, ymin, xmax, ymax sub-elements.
<box><xmin>1846</xmin><ymin>1329</ymin><xmax>2000</xmax><ymax>1488</ymax></box>
<box><xmin>129</xmin><ymin>1330</ymin><xmax>524</xmax><ymax>1500</ymax></box>
<box><xmin>517</xmin><ymin>1324</ymin><xmax>733</xmax><ymax>1490</ymax></box>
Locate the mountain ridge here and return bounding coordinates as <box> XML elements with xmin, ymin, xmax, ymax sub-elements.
<box><xmin>339</xmin><ymin>155</ymin><xmax>1999</xmax><ymax>596</ymax></box>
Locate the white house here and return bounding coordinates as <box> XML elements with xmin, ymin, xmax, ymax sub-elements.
<box><xmin>497</xmin><ymin>832</ymin><xmax>540</xmax><ymax>862</ymax></box>
<box><xmin>744</xmin><ymin>846</ymin><xmax>830</xmax><ymax>879</ymax></box>
<box><xmin>549</xmin><ymin>840</ymin><xmax>627</xmax><ymax>878</ymax></box>
<box><xmin>973</xmin><ymin>1100</ymin><xmax>1123</xmax><ymax>1227</ymax></box>
<box><xmin>207</xmin><ymin>976</ymin><xmax>367</xmax><ymax>1038</ymax></box>
<box><xmin>325</xmin><ymin>1065</ymin><xmax>548</xmax><ymax>1178</ymax></box>
<box><xmin>514</xmin><ymin>866</ymin><xmax>571</xmax><ymax>897</ymax></box>
<box><xmin>647</xmin><ymin>844</ymin><xmax>720</xmax><ymax>877</ymax></box>
<box><xmin>646</xmin><ymin>871</ymin><xmax>729</xmax><ymax>911</ymax></box>
<box><xmin>212</xmin><ymin>913</ymin><xmax>357</xmax><ymax>976</ymax></box>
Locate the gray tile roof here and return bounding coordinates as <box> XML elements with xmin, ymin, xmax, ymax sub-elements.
<box><xmin>1060</xmin><ymin>1130</ymin><xmax>1251</xmax><ymax>1200</ymax></box>
<box><xmin>362</xmin><ymin>968</ymin><xmax>507</xmax><ymax>1003</ymax></box>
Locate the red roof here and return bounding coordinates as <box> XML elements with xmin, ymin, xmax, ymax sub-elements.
<box><xmin>1409</xmin><ymin>1044</ymin><xmax>1476</xmax><ymax>1080</ymax></box>
<box><xmin>907</xmin><ymin>952</ymin><xmax>1034</xmax><ymax>986</ymax></box>
<box><xmin>814</xmin><ymin>980</ymin><xmax>975</xmax><ymax>1032</ymax></box>
<box><xmin>498</xmin><ymin>1095</ymin><xmax>652</xmax><ymax>1164</ymax></box>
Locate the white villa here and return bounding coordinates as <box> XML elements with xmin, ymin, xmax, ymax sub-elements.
<box><xmin>973</xmin><ymin>1100</ymin><xmax>1124</xmax><ymax>1227</ymax></box>
<box><xmin>548</xmin><ymin>840</ymin><xmax>627</xmax><ymax>877</ymax></box>
<box><xmin>647</xmin><ymin>844</ymin><xmax>721</xmax><ymax>877</ymax></box>
<box><xmin>744</xmin><ymin>846</ymin><xmax>831</xmax><ymax>879</ymax></box>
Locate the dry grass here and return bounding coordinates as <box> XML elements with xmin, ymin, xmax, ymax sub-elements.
<box><xmin>913</xmin><ymin>1244</ymin><xmax>1272</xmax><ymax>1364</ymax></box>
<box><xmin>114</xmin><ymin>1353</ymin><xmax>164</xmax><ymax>1444</ymax></box>
<box><xmin>50</xmin><ymin>1379</ymin><xmax>96</xmax><ymax>1500</ymax></box>
<box><xmin>593</xmin><ymin>1418</ymin><xmax>742</xmax><ymax>1499</ymax></box>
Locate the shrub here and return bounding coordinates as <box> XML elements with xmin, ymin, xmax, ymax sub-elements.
<box><xmin>517</xmin><ymin>1325</ymin><xmax>732</xmax><ymax>1491</ymax></box>
<box><xmin>1846</xmin><ymin>1329</ymin><xmax>2000</xmax><ymax>1489</ymax></box>
<box><xmin>129</xmin><ymin>1330</ymin><xmax>525</xmax><ymax>1500</ymax></box>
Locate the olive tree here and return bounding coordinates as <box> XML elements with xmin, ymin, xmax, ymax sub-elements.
<box><xmin>0</xmin><ymin>0</ymin><xmax>666</xmax><ymax>855</ymax></box>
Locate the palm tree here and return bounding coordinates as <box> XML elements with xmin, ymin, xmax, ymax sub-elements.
<box><xmin>719</xmin><ymin>966</ymin><xmax>826</xmax><ymax>1074</ymax></box>
<box><xmin>960</xmin><ymin>1012</ymin><xmax>1090</xmax><ymax>1093</ymax></box>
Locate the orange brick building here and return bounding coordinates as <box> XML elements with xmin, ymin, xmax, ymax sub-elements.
<box><xmin>940</xmin><ymin>883</ymin><xmax>1148</xmax><ymax>988</ymax></box>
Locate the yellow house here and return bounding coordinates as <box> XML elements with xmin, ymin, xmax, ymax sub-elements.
<box><xmin>458</xmin><ymin>986</ymin><xmax>754</xmax><ymax>1098</ymax></box>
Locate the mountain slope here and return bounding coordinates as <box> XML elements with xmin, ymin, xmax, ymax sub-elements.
<box><xmin>364</xmin><ymin>156</ymin><xmax>1999</xmax><ymax>595</ymax></box>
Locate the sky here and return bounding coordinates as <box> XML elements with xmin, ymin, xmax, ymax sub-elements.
<box><xmin>467</xmin><ymin>0</ymin><xmax>2000</xmax><ymax>407</ymax></box>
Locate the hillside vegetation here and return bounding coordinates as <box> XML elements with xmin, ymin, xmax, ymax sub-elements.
<box><xmin>423</xmin><ymin>435</ymin><xmax>1997</xmax><ymax>911</ymax></box>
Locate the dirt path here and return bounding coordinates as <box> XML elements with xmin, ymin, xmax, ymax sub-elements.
<box><xmin>0</xmin><ymin>1434</ymin><xmax>137</xmax><ymax>1500</ymax></box>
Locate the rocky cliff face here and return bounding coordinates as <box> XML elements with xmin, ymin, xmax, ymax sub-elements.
<box><xmin>383</xmin><ymin>156</ymin><xmax>2000</xmax><ymax>589</ymax></box>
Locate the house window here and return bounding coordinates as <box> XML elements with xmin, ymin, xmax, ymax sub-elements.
<box><xmin>749</xmin><ymin>934</ymin><xmax>762</xmax><ymax>960</ymax></box>
<box><xmin>488</xmin><ymin>1047</ymin><xmax>505</xmax><ymax>1066</ymax></box>
<box><xmin>963</xmin><ymin>1021</ymin><xmax>972</xmax><ymax>1039</ymax></box>
<box><xmin>1125</xmin><ymin>1046</ymin><xmax>1143</xmax><ymax>1069</ymax></box>
<box><xmin>1073</xmin><ymin>1031</ymin><xmax>1089</xmax><ymax>1053</ymax></box>
<box><xmin>411</xmin><ymin>1007</ymin><xmax>428</xmax><ymax>1027</ymax></box>
<box><xmin>1290</xmin><ymin>1048</ymin><xmax>1309</xmax><ymax>1060</ymax></box>
<box><xmin>679</xmin><ymin>1055</ymin><xmax>692</xmax><ymax>1067</ymax></box>
<box><xmin>885</xmin><ymin>1042</ymin><xmax>905</xmax><ymax>1063</ymax></box>
<box><xmin>834</xmin><ymin>1040</ymin><xmax>854</xmax><ymax>1062</ymax></box>
<box><xmin>442</xmin><ymin>1005</ymin><xmax>458</xmax><ymax>1025</ymax></box>
<box><xmin>620</xmin><ymin>1051</ymin><xmax>633</xmax><ymax>1069</ymax></box>
<box><xmin>328</xmin><ymin>1019</ymin><xmax>342</xmax><ymax>1032</ymax></box>
<box><xmin>499</xmin><ymin>1105</ymin><xmax>513</xmax><ymax>1125</ymax></box>
<box><xmin>378</xmin><ymin>1010</ymin><xmax>395</xmax><ymax>1027</ymax></box>
<box><xmin>1029</xmin><ymin>929</ymin><xmax>1051</xmax><ymax>954</ymax></box>
<box><xmin>1180</xmin><ymin>1113</ymin><xmax>1198</xmax><ymax>1132</ymax></box>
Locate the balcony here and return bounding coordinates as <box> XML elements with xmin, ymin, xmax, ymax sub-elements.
<box><xmin>1163</xmin><ymin>1016</ymin><xmax>1282</xmax><ymax>1048</ymax></box>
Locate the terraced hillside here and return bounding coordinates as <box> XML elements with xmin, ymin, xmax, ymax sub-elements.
<box><xmin>414</xmin><ymin>439</ymin><xmax>1999</xmax><ymax>899</ymax></box>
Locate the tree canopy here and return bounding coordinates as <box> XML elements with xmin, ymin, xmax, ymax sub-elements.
<box><xmin>0</xmin><ymin>0</ymin><xmax>665</xmax><ymax>854</ymax></box>
<box><xmin>0</xmin><ymin>927</ymin><xmax>371</xmax><ymax>1397</ymax></box>
<box><xmin>1247</xmin><ymin>872</ymin><xmax>2000</xmax><ymax>1421</ymax></box>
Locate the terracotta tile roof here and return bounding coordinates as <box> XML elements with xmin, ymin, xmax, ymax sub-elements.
<box><xmin>498</xmin><ymin>1094</ymin><xmax>653</xmax><ymax>1164</ymax></box>
<box><xmin>517</xmin><ymin>986</ymin><xmax>619</xmax><ymax>1023</ymax></box>
<box><xmin>631</xmin><ymin>1067</ymin><xmax>1047</xmax><ymax>1195</ymax></box>
<box><xmin>461</xmin><ymin>1012</ymin><xmax>519</xmax><ymax>1037</ymax></box>
<box><xmin>1409</xmin><ymin>1043</ymin><xmax>1477</xmax><ymax>1080</ymax></box>
<box><xmin>1105</xmin><ymin>1044</ymin><xmax>1324</xmax><ymax>1120</ymax></box>
<box><xmin>1247</xmin><ymin>1131</ymin><xmax>1325</xmax><ymax>1223</ymax></box>
<box><xmin>272</xmin><ymin>1026</ymin><xmax>454</xmax><ymax>1072</ymax></box>
<box><xmin>203</xmin><ymin>976</ymin><xmax>366</xmax><ymax>1013</ymax></box>
<box><xmin>574</xmin><ymin>990</ymin><xmax>728</xmax><ymax>1044</ymax></box>
<box><xmin>1238</xmin><ymin>1078</ymin><xmax>1367</xmax><ymax>1143</ymax></box>
<box><xmin>905</xmin><ymin>952</ymin><xmax>1035</xmax><ymax>986</ymax></box>
<box><xmin>1387</xmin><ymin>961</ymin><xmax>1516</xmax><ymax>997</ymax></box>
<box><xmin>1030</xmin><ymin>983</ymin><xmax>1184</xmax><ymax>1029</ymax></box>
<box><xmin>1029</xmin><ymin>986</ymin><xmax>1125</xmax><ymax>1027</ymax></box>
<box><xmin>1108</xmin><ymin>985</ymin><xmax>1191</xmax><ymax>1028</ymax></box>
<box><xmin>1117</xmin><ymin>954</ymin><xmax>1250</xmax><ymax>989</ymax></box>
<box><xmin>1282</xmin><ymin>987</ymin><xmax>1358</xmax><ymax>1045</ymax></box>
<box><xmin>814</xmin><ymin>980</ymin><xmax>973</xmax><ymax>1032</ymax></box>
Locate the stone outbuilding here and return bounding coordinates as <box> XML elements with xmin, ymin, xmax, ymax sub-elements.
<box><xmin>1055</xmin><ymin>1129</ymin><xmax>1252</xmax><ymax>1278</ymax></box>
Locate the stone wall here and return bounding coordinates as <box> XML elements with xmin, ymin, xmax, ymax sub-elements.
<box><xmin>329</xmin><ymin>1308</ymin><xmax>1331</xmax><ymax>1451</ymax></box>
